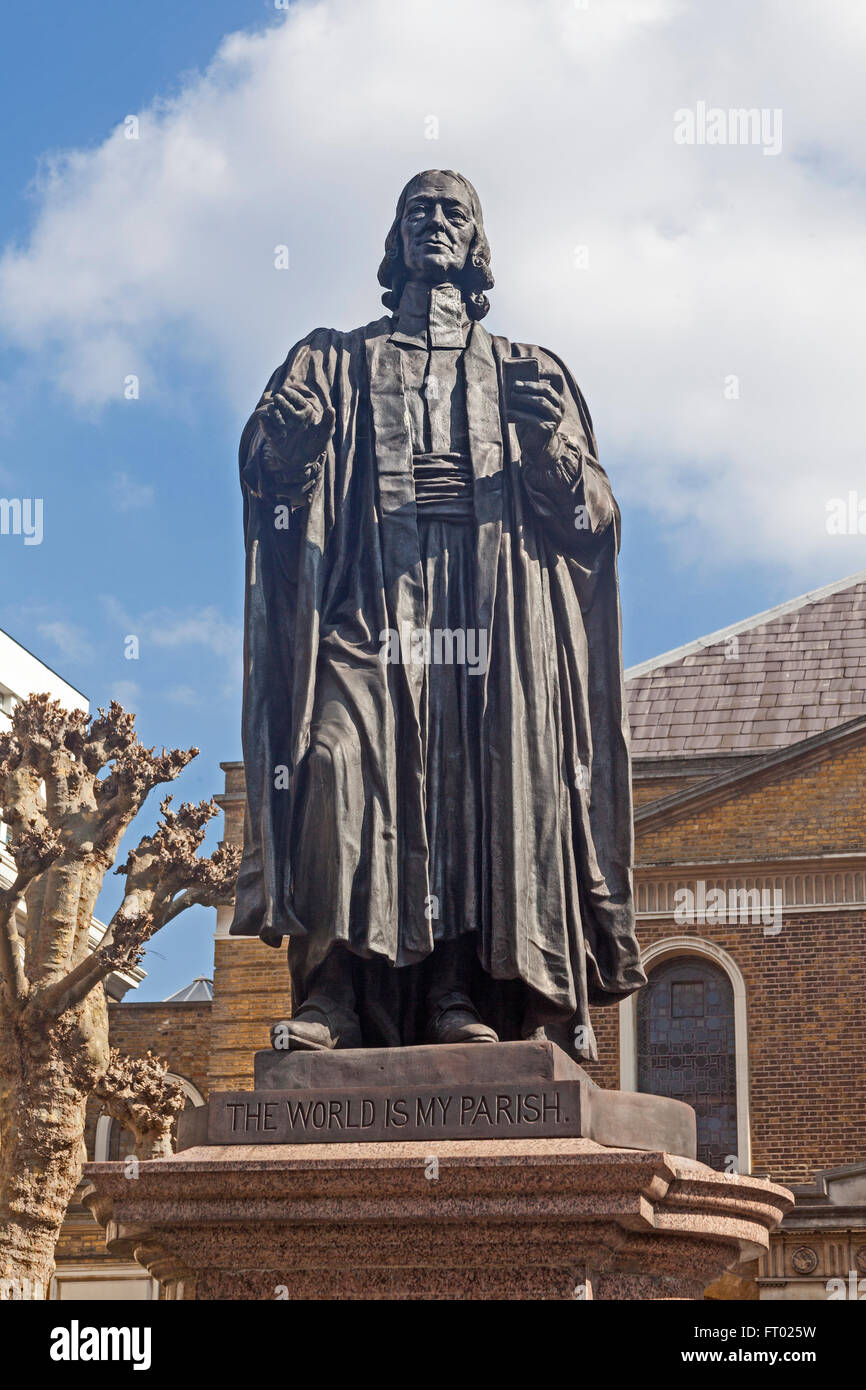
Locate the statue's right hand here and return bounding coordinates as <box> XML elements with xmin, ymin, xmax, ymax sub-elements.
<box><xmin>255</xmin><ymin>385</ymin><xmax>335</xmax><ymax>469</ymax></box>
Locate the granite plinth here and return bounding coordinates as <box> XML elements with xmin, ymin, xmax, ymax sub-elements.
<box><xmin>177</xmin><ymin>1041</ymin><xmax>697</xmax><ymax>1157</ymax></box>
<box><xmin>254</xmin><ymin>1037</ymin><xmax>590</xmax><ymax>1089</ymax></box>
<box><xmin>82</xmin><ymin>1139</ymin><xmax>794</xmax><ymax>1301</ymax></box>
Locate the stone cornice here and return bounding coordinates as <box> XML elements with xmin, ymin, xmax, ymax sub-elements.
<box><xmin>634</xmin><ymin>860</ymin><xmax>866</xmax><ymax>919</ymax></box>
<box><xmin>635</xmin><ymin>714</ymin><xmax>866</xmax><ymax>833</ymax></box>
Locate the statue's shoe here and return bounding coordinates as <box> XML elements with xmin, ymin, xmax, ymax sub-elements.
<box><xmin>275</xmin><ymin>998</ymin><xmax>362</xmax><ymax>1052</ymax></box>
<box><xmin>427</xmin><ymin>992</ymin><xmax>499</xmax><ymax>1045</ymax></box>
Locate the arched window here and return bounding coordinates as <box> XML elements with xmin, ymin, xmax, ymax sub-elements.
<box><xmin>636</xmin><ymin>956</ymin><xmax>737</xmax><ymax>1171</ymax></box>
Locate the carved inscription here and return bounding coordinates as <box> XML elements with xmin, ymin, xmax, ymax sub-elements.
<box><xmin>207</xmin><ymin>1082</ymin><xmax>584</xmax><ymax>1145</ymax></box>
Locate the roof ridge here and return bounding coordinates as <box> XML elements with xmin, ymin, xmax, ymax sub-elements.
<box><xmin>0</xmin><ymin>625</ymin><xmax>89</xmax><ymax>703</ymax></box>
<box><xmin>626</xmin><ymin>567</ymin><xmax>866</xmax><ymax>681</ymax></box>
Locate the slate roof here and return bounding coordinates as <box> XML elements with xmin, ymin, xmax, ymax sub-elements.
<box><xmin>163</xmin><ymin>976</ymin><xmax>214</xmax><ymax>1003</ymax></box>
<box><xmin>626</xmin><ymin>569</ymin><xmax>866</xmax><ymax>758</ymax></box>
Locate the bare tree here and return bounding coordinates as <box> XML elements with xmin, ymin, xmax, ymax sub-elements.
<box><xmin>0</xmin><ymin>695</ymin><xmax>239</xmax><ymax>1298</ymax></box>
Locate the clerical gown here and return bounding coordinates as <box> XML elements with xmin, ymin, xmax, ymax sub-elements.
<box><xmin>230</xmin><ymin>285</ymin><xmax>645</xmax><ymax>1058</ymax></box>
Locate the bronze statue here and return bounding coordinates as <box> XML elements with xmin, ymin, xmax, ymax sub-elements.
<box><xmin>230</xmin><ymin>170</ymin><xmax>645</xmax><ymax>1056</ymax></box>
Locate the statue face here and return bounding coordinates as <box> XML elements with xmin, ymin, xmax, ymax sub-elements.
<box><xmin>399</xmin><ymin>173</ymin><xmax>476</xmax><ymax>285</ymax></box>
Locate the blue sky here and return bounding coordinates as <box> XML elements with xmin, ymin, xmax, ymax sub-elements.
<box><xmin>1</xmin><ymin>0</ymin><xmax>864</xmax><ymax>997</ymax></box>
<box><xmin>0</xmin><ymin>1</ymin><xmax>273</xmax><ymax>996</ymax></box>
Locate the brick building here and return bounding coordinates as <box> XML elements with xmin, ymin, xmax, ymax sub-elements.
<box><xmin>606</xmin><ymin>567</ymin><xmax>866</xmax><ymax>1299</ymax></box>
<box><xmin>52</xmin><ymin>568</ymin><xmax>866</xmax><ymax>1299</ymax></box>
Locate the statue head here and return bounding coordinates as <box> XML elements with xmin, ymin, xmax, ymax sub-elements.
<box><xmin>378</xmin><ymin>170</ymin><xmax>494</xmax><ymax>320</ymax></box>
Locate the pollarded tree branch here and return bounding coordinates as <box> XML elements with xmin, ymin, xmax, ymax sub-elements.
<box><xmin>39</xmin><ymin>799</ymin><xmax>240</xmax><ymax>1017</ymax></box>
<box><xmin>0</xmin><ymin>822</ymin><xmax>62</xmax><ymax>1002</ymax></box>
<box><xmin>0</xmin><ymin>693</ymin><xmax>198</xmax><ymax>869</ymax></box>
<box><xmin>93</xmin><ymin>1050</ymin><xmax>187</xmax><ymax>1160</ymax></box>
<box><xmin>0</xmin><ymin>694</ymin><xmax>202</xmax><ymax>999</ymax></box>
<box><xmin>0</xmin><ymin>718</ymin><xmax>65</xmax><ymax>1004</ymax></box>
<box><xmin>122</xmin><ymin>798</ymin><xmax>243</xmax><ymax>928</ymax></box>
<box><xmin>0</xmin><ymin>892</ymin><xmax>27</xmax><ymax>1005</ymax></box>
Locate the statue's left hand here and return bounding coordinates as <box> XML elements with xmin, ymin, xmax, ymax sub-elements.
<box><xmin>507</xmin><ymin>378</ymin><xmax>566</xmax><ymax>462</ymax></box>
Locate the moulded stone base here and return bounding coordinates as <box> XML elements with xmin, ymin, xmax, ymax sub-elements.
<box><xmin>179</xmin><ymin>1040</ymin><xmax>697</xmax><ymax>1155</ymax></box>
<box><xmin>82</xmin><ymin>1138</ymin><xmax>793</xmax><ymax>1301</ymax></box>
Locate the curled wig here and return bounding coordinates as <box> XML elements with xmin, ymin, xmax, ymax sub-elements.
<box><xmin>377</xmin><ymin>170</ymin><xmax>494</xmax><ymax>321</ymax></box>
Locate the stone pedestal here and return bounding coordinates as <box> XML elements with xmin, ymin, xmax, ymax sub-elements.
<box><xmin>82</xmin><ymin>1041</ymin><xmax>792</xmax><ymax>1300</ymax></box>
<box><xmin>83</xmin><ymin>1138</ymin><xmax>792</xmax><ymax>1300</ymax></box>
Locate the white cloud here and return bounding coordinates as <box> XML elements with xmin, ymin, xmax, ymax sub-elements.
<box><xmin>2</xmin><ymin>0</ymin><xmax>866</xmax><ymax>573</ymax></box>
<box><xmin>109</xmin><ymin>471</ymin><xmax>154</xmax><ymax>511</ymax></box>
<box><xmin>36</xmin><ymin>620</ymin><xmax>94</xmax><ymax>664</ymax></box>
<box><xmin>100</xmin><ymin>595</ymin><xmax>241</xmax><ymax>661</ymax></box>
<box><xmin>109</xmin><ymin>679</ymin><xmax>141</xmax><ymax>706</ymax></box>
<box><xmin>147</xmin><ymin>607</ymin><xmax>239</xmax><ymax>659</ymax></box>
<box><xmin>165</xmin><ymin>684</ymin><xmax>200</xmax><ymax>706</ymax></box>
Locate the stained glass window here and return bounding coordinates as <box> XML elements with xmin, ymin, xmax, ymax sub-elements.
<box><xmin>637</xmin><ymin>956</ymin><xmax>738</xmax><ymax>1171</ymax></box>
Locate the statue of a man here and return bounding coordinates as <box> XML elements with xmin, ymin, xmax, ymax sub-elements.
<box><xmin>230</xmin><ymin>170</ymin><xmax>645</xmax><ymax>1056</ymax></box>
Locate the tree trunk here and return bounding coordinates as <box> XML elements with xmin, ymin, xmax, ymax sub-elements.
<box><xmin>0</xmin><ymin>995</ymin><xmax>108</xmax><ymax>1299</ymax></box>
<box><xmin>0</xmin><ymin>1070</ymin><xmax>86</xmax><ymax>1297</ymax></box>
<box><xmin>0</xmin><ymin>695</ymin><xmax>238</xmax><ymax>1300</ymax></box>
